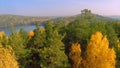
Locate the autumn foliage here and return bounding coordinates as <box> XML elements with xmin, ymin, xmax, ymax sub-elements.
<box><xmin>1</xmin><ymin>9</ymin><xmax>120</xmax><ymax>67</ymax></box>
<box><xmin>68</xmin><ymin>32</ymin><xmax>116</xmax><ymax>68</ymax></box>
<box><xmin>117</xmin><ymin>40</ymin><xmax>120</xmax><ymax>50</ymax></box>
<box><xmin>84</xmin><ymin>32</ymin><xmax>116</xmax><ymax>68</ymax></box>
<box><xmin>28</xmin><ymin>30</ymin><xmax>34</xmax><ymax>39</ymax></box>
<box><xmin>0</xmin><ymin>44</ymin><xmax>19</xmax><ymax>68</ymax></box>
<box><xmin>0</xmin><ymin>31</ymin><xmax>5</xmax><ymax>38</ymax></box>
<box><xmin>69</xmin><ymin>43</ymin><xmax>82</xmax><ymax>68</ymax></box>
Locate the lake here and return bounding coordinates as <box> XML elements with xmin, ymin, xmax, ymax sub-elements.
<box><xmin>0</xmin><ymin>25</ymin><xmax>37</xmax><ymax>35</ymax></box>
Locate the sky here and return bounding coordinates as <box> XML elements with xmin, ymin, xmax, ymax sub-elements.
<box><xmin>0</xmin><ymin>0</ymin><xmax>120</xmax><ymax>16</ymax></box>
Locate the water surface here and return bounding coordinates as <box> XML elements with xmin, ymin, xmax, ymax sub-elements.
<box><xmin>0</xmin><ymin>25</ymin><xmax>36</xmax><ymax>35</ymax></box>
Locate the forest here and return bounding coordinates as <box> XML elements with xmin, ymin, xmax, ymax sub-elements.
<box><xmin>0</xmin><ymin>9</ymin><xmax>120</xmax><ymax>68</ymax></box>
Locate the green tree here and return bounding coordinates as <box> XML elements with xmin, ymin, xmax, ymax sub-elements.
<box><xmin>26</xmin><ymin>23</ymin><xmax>46</xmax><ymax>68</ymax></box>
<box><xmin>81</xmin><ymin>9</ymin><xmax>94</xmax><ymax>19</ymax></box>
<box><xmin>26</xmin><ymin>21</ymin><xmax>69</xmax><ymax>68</ymax></box>
<box><xmin>63</xmin><ymin>18</ymin><xmax>90</xmax><ymax>56</ymax></box>
<box><xmin>45</xmin><ymin>21</ymin><xmax>54</xmax><ymax>47</ymax></box>
<box><xmin>9</xmin><ymin>28</ymin><xmax>29</xmax><ymax>68</ymax></box>
<box><xmin>89</xmin><ymin>22</ymin><xmax>118</xmax><ymax>48</ymax></box>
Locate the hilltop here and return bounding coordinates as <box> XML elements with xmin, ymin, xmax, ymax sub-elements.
<box><xmin>0</xmin><ymin>10</ymin><xmax>119</xmax><ymax>27</ymax></box>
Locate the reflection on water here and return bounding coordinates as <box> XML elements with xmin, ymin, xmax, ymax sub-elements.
<box><xmin>0</xmin><ymin>25</ymin><xmax>36</xmax><ymax>35</ymax></box>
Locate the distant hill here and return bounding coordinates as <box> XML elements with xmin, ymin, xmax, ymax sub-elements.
<box><xmin>109</xmin><ymin>16</ymin><xmax>120</xmax><ymax>20</ymax></box>
<box><xmin>0</xmin><ymin>14</ymin><xmax>54</xmax><ymax>27</ymax></box>
<box><xmin>54</xmin><ymin>13</ymin><xmax>118</xmax><ymax>25</ymax></box>
<box><xmin>0</xmin><ymin>13</ymin><xmax>118</xmax><ymax>27</ymax></box>
<box><xmin>69</xmin><ymin>14</ymin><xmax>116</xmax><ymax>21</ymax></box>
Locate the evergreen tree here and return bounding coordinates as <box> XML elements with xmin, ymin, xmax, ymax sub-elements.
<box><xmin>45</xmin><ymin>21</ymin><xmax>54</xmax><ymax>47</ymax></box>
<box><xmin>81</xmin><ymin>9</ymin><xmax>94</xmax><ymax>19</ymax></box>
<box><xmin>26</xmin><ymin>24</ymin><xmax>45</xmax><ymax>68</ymax></box>
<box><xmin>40</xmin><ymin>27</ymin><xmax>69</xmax><ymax>68</ymax></box>
<box><xmin>9</xmin><ymin>28</ymin><xmax>29</xmax><ymax>68</ymax></box>
<box><xmin>26</xmin><ymin>21</ymin><xmax>69</xmax><ymax>68</ymax></box>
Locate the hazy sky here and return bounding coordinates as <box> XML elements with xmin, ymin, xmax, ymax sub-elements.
<box><xmin>0</xmin><ymin>0</ymin><xmax>120</xmax><ymax>16</ymax></box>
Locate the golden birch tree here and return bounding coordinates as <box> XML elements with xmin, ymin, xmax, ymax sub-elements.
<box><xmin>28</xmin><ymin>30</ymin><xmax>34</xmax><ymax>39</ymax></box>
<box><xmin>84</xmin><ymin>32</ymin><xmax>116</xmax><ymax>68</ymax></box>
<box><xmin>0</xmin><ymin>44</ymin><xmax>19</xmax><ymax>68</ymax></box>
<box><xmin>69</xmin><ymin>43</ymin><xmax>82</xmax><ymax>68</ymax></box>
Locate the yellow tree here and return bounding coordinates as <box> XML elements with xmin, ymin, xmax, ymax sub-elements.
<box><xmin>28</xmin><ymin>30</ymin><xmax>34</xmax><ymax>39</ymax></box>
<box><xmin>0</xmin><ymin>31</ymin><xmax>9</xmax><ymax>46</ymax></box>
<box><xmin>84</xmin><ymin>32</ymin><xmax>116</xmax><ymax>68</ymax></box>
<box><xmin>69</xmin><ymin>43</ymin><xmax>82</xmax><ymax>68</ymax></box>
<box><xmin>40</xmin><ymin>27</ymin><xmax>45</xmax><ymax>33</ymax></box>
<box><xmin>0</xmin><ymin>44</ymin><xmax>19</xmax><ymax>68</ymax></box>
<box><xmin>117</xmin><ymin>40</ymin><xmax>120</xmax><ymax>50</ymax></box>
<box><xmin>0</xmin><ymin>31</ymin><xmax>5</xmax><ymax>38</ymax></box>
